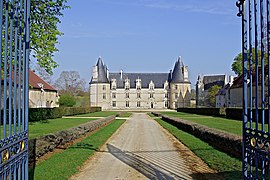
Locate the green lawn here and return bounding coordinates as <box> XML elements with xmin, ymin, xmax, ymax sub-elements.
<box><xmin>75</xmin><ymin>111</ymin><xmax>118</xmax><ymax>117</ymax></box>
<box><xmin>155</xmin><ymin>118</ymin><xmax>242</xmax><ymax>180</ymax></box>
<box><xmin>31</xmin><ymin>119</ymin><xmax>126</xmax><ymax>180</ymax></box>
<box><xmin>29</xmin><ymin>118</ymin><xmax>98</xmax><ymax>139</ymax></box>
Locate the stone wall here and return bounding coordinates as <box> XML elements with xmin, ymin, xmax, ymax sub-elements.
<box><xmin>29</xmin><ymin>115</ymin><xmax>116</xmax><ymax>163</ymax></box>
<box><xmin>153</xmin><ymin>112</ymin><xmax>242</xmax><ymax>159</ymax></box>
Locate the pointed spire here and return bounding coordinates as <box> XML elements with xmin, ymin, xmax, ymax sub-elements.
<box><xmin>95</xmin><ymin>57</ymin><xmax>109</xmax><ymax>83</ymax></box>
<box><xmin>170</xmin><ymin>57</ymin><xmax>184</xmax><ymax>83</ymax></box>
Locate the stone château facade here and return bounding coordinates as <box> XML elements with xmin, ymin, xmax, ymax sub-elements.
<box><xmin>89</xmin><ymin>57</ymin><xmax>191</xmax><ymax>110</ymax></box>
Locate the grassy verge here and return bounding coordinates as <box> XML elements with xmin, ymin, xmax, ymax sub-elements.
<box><xmin>76</xmin><ymin>111</ymin><xmax>118</xmax><ymax>117</ymax></box>
<box><xmin>155</xmin><ymin>118</ymin><xmax>242</xmax><ymax>180</ymax></box>
<box><xmin>118</xmin><ymin>112</ymin><xmax>132</xmax><ymax>117</ymax></box>
<box><xmin>28</xmin><ymin>118</ymin><xmax>98</xmax><ymax>139</ymax></box>
<box><xmin>31</xmin><ymin>119</ymin><xmax>125</xmax><ymax>180</ymax></box>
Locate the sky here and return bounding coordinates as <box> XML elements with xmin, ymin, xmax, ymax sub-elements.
<box><xmin>51</xmin><ymin>0</ymin><xmax>242</xmax><ymax>88</ymax></box>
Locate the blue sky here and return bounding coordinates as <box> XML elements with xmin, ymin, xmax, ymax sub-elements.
<box><xmin>52</xmin><ymin>0</ymin><xmax>242</xmax><ymax>88</ymax></box>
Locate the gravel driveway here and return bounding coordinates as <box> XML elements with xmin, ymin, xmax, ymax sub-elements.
<box><xmin>70</xmin><ymin>113</ymin><xmax>220</xmax><ymax>180</ymax></box>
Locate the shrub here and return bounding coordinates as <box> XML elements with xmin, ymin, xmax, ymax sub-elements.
<box><xmin>58</xmin><ymin>94</ymin><xmax>76</xmax><ymax>107</ymax></box>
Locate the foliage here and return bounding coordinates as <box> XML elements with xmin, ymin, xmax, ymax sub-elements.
<box><xmin>28</xmin><ymin>107</ymin><xmax>101</xmax><ymax>122</ymax></box>
<box><xmin>206</xmin><ymin>85</ymin><xmax>222</xmax><ymax>107</ymax></box>
<box><xmin>30</xmin><ymin>0</ymin><xmax>69</xmax><ymax>74</ymax></box>
<box><xmin>231</xmin><ymin>48</ymin><xmax>268</xmax><ymax>76</ymax></box>
<box><xmin>32</xmin><ymin>120</ymin><xmax>125</xmax><ymax>180</ymax></box>
<box><xmin>54</xmin><ymin>71</ymin><xmax>86</xmax><ymax>95</ymax></box>
<box><xmin>155</xmin><ymin>118</ymin><xmax>242</xmax><ymax>180</ymax></box>
<box><xmin>58</xmin><ymin>93</ymin><xmax>76</xmax><ymax>107</ymax></box>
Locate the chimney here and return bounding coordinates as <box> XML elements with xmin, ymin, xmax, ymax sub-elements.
<box><xmin>120</xmin><ymin>70</ymin><xmax>123</xmax><ymax>79</ymax></box>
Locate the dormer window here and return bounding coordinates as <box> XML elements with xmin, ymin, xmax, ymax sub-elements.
<box><xmin>125</xmin><ymin>79</ymin><xmax>130</xmax><ymax>90</ymax></box>
<box><xmin>136</xmin><ymin>78</ymin><xmax>141</xmax><ymax>90</ymax></box>
<box><xmin>111</xmin><ymin>79</ymin><xmax>117</xmax><ymax>90</ymax></box>
<box><xmin>149</xmin><ymin>81</ymin><xmax>154</xmax><ymax>90</ymax></box>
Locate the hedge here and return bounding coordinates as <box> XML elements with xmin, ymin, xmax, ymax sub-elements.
<box><xmin>177</xmin><ymin>108</ymin><xmax>226</xmax><ymax>117</ymax></box>
<box><xmin>29</xmin><ymin>107</ymin><xmax>101</xmax><ymax>122</ymax></box>
<box><xmin>226</xmin><ymin>108</ymin><xmax>269</xmax><ymax>124</ymax></box>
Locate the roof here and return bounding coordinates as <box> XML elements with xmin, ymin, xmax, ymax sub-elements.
<box><xmin>216</xmin><ymin>83</ymin><xmax>231</xmax><ymax>96</ymax></box>
<box><xmin>230</xmin><ymin>66</ymin><xmax>268</xmax><ymax>89</ymax></box>
<box><xmin>170</xmin><ymin>57</ymin><xmax>184</xmax><ymax>83</ymax></box>
<box><xmin>203</xmin><ymin>75</ymin><xmax>226</xmax><ymax>91</ymax></box>
<box><xmin>96</xmin><ymin>57</ymin><xmax>109</xmax><ymax>83</ymax></box>
<box><xmin>109</xmin><ymin>72</ymin><xmax>170</xmax><ymax>88</ymax></box>
<box><xmin>29</xmin><ymin>70</ymin><xmax>57</xmax><ymax>91</ymax></box>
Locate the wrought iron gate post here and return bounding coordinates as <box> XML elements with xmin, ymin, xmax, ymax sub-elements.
<box><xmin>0</xmin><ymin>0</ymin><xmax>30</xmax><ymax>179</ymax></box>
<box><xmin>238</xmin><ymin>0</ymin><xmax>270</xmax><ymax>179</ymax></box>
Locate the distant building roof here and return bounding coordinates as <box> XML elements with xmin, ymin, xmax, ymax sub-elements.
<box><xmin>29</xmin><ymin>70</ymin><xmax>57</xmax><ymax>91</ymax></box>
<box><xmin>203</xmin><ymin>75</ymin><xmax>226</xmax><ymax>91</ymax></box>
<box><xmin>230</xmin><ymin>66</ymin><xmax>268</xmax><ymax>89</ymax></box>
<box><xmin>216</xmin><ymin>83</ymin><xmax>231</xmax><ymax>96</ymax></box>
<box><xmin>109</xmin><ymin>72</ymin><xmax>170</xmax><ymax>88</ymax></box>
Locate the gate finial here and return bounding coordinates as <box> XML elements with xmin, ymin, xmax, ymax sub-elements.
<box><xmin>236</xmin><ymin>0</ymin><xmax>245</xmax><ymax>17</ymax></box>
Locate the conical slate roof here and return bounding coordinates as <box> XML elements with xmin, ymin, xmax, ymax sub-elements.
<box><xmin>170</xmin><ymin>57</ymin><xmax>184</xmax><ymax>83</ymax></box>
<box><xmin>95</xmin><ymin>57</ymin><xmax>109</xmax><ymax>83</ymax></box>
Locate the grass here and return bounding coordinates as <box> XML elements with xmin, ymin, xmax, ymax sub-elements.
<box><xmin>155</xmin><ymin>118</ymin><xmax>242</xmax><ymax>180</ymax></box>
<box><xmin>28</xmin><ymin>118</ymin><xmax>98</xmax><ymax>139</ymax></box>
<box><xmin>75</xmin><ymin>111</ymin><xmax>118</xmax><ymax>117</ymax></box>
<box><xmin>160</xmin><ymin>111</ymin><xmax>245</xmax><ymax>135</ymax></box>
<box><xmin>118</xmin><ymin>112</ymin><xmax>132</xmax><ymax>117</ymax></box>
<box><xmin>31</xmin><ymin>119</ymin><xmax>126</xmax><ymax>180</ymax></box>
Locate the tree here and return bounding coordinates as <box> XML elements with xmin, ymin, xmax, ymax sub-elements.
<box><xmin>30</xmin><ymin>0</ymin><xmax>69</xmax><ymax>75</ymax></box>
<box><xmin>54</xmin><ymin>71</ymin><xmax>86</xmax><ymax>95</ymax></box>
<box><xmin>58</xmin><ymin>93</ymin><xmax>76</xmax><ymax>107</ymax></box>
<box><xmin>206</xmin><ymin>85</ymin><xmax>222</xmax><ymax>107</ymax></box>
<box><xmin>231</xmin><ymin>48</ymin><xmax>267</xmax><ymax>76</ymax></box>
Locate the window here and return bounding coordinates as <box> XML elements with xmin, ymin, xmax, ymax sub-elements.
<box><xmin>165</xmin><ymin>93</ymin><xmax>169</xmax><ymax>98</ymax></box>
<box><xmin>125</xmin><ymin>86</ymin><xmax>130</xmax><ymax>90</ymax></box>
<box><xmin>175</xmin><ymin>85</ymin><xmax>178</xmax><ymax>90</ymax></box>
<box><xmin>103</xmin><ymin>85</ymin><xmax>106</xmax><ymax>90</ymax></box>
<box><xmin>112</xmin><ymin>93</ymin><xmax>116</xmax><ymax>98</ymax></box>
<box><xmin>126</xmin><ymin>101</ymin><xmax>129</xmax><ymax>107</ymax></box>
<box><xmin>103</xmin><ymin>93</ymin><xmax>106</xmax><ymax>99</ymax></box>
<box><xmin>175</xmin><ymin>93</ymin><xmax>178</xmax><ymax>99</ymax></box>
<box><xmin>137</xmin><ymin>93</ymin><xmax>141</xmax><ymax>98</ymax></box>
<box><xmin>112</xmin><ymin>101</ymin><xmax>116</xmax><ymax>107</ymax></box>
<box><xmin>112</xmin><ymin>85</ymin><xmax>116</xmax><ymax>90</ymax></box>
<box><xmin>165</xmin><ymin>101</ymin><xmax>168</xmax><ymax>107</ymax></box>
<box><xmin>137</xmin><ymin>86</ymin><xmax>141</xmax><ymax>90</ymax></box>
<box><xmin>150</xmin><ymin>93</ymin><xmax>154</xmax><ymax>98</ymax></box>
<box><xmin>137</xmin><ymin>101</ymin><xmax>141</xmax><ymax>107</ymax></box>
<box><xmin>126</xmin><ymin>93</ymin><xmax>129</xmax><ymax>98</ymax></box>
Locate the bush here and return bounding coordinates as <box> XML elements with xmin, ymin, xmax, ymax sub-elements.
<box><xmin>177</xmin><ymin>108</ymin><xmax>224</xmax><ymax>117</ymax></box>
<box><xmin>59</xmin><ymin>94</ymin><xmax>76</xmax><ymax>107</ymax></box>
<box><xmin>28</xmin><ymin>107</ymin><xmax>101</xmax><ymax>122</ymax></box>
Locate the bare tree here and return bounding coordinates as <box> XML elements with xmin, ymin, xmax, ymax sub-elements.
<box><xmin>54</xmin><ymin>71</ymin><xmax>86</xmax><ymax>95</ymax></box>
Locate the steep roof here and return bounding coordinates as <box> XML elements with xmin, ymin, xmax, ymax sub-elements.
<box><xmin>170</xmin><ymin>57</ymin><xmax>184</xmax><ymax>83</ymax></box>
<box><xmin>95</xmin><ymin>57</ymin><xmax>109</xmax><ymax>83</ymax></box>
<box><xmin>29</xmin><ymin>70</ymin><xmax>57</xmax><ymax>91</ymax></box>
<box><xmin>109</xmin><ymin>72</ymin><xmax>169</xmax><ymax>88</ymax></box>
<box><xmin>203</xmin><ymin>75</ymin><xmax>226</xmax><ymax>91</ymax></box>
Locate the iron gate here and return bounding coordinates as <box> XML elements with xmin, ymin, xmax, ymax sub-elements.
<box><xmin>0</xmin><ymin>0</ymin><xmax>30</xmax><ymax>179</ymax></box>
<box><xmin>237</xmin><ymin>0</ymin><xmax>270</xmax><ymax>179</ymax></box>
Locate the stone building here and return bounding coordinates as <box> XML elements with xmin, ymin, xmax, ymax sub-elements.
<box><xmin>89</xmin><ymin>57</ymin><xmax>191</xmax><ymax>110</ymax></box>
<box><xmin>196</xmin><ymin>74</ymin><xmax>234</xmax><ymax>107</ymax></box>
<box><xmin>29</xmin><ymin>70</ymin><xmax>59</xmax><ymax>108</ymax></box>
